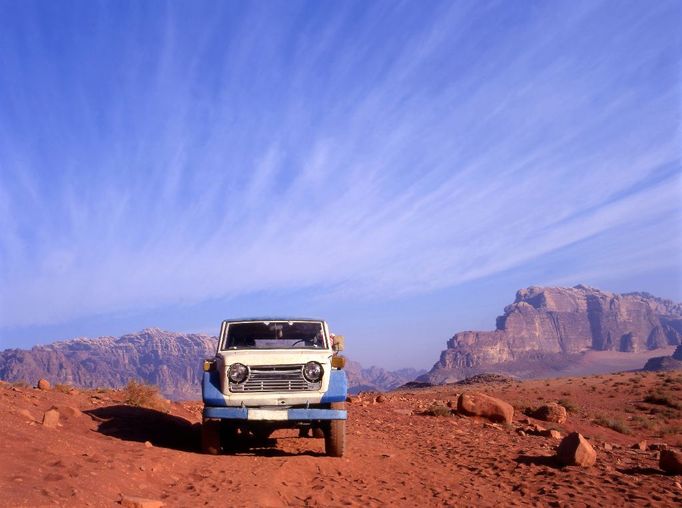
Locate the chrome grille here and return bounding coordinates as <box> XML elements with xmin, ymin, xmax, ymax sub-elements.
<box><xmin>229</xmin><ymin>364</ymin><xmax>321</xmax><ymax>392</ymax></box>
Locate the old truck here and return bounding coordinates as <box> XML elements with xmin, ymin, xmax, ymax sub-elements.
<box><xmin>201</xmin><ymin>318</ymin><xmax>347</xmax><ymax>456</ymax></box>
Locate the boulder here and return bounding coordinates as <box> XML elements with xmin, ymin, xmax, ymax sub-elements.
<box><xmin>42</xmin><ymin>409</ymin><xmax>60</xmax><ymax>428</ymax></box>
<box><xmin>37</xmin><ymin>379</ymin><xmax>51</xmax><ymax>390</ymax></box>
<box><xmin>556</xmin><ymin>432</ymin><xmax>597</xmax><ymax>467</ymax></box>
<box><xmin>659</xmin><ymin>449</ymin><xmax>682</xmax><ymax>475</ymax></box>
<box><xmin>532</xmin><ymin>403</ymin><xmax>567</xmax><ymax>424</ymax></box>
<box><xmin>456</xmin><ymin>392</ymin><xmax>514</xmax><ymax>424</ymax></box>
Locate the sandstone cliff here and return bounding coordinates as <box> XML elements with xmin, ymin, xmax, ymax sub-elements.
<box><xmin>0</xmin><ymin>328</ymin><xmax>416</xmax><ymax>398</ymax></box>
<box><xmin>423</xmin><ymin>286</ymin><xmax>682</xmax><ymax>383</ymax></box>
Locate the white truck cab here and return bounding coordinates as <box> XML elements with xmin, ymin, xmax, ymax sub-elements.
<box><xmin>201</xmin><ymin>318</ymin><xmax>348</xmax><ymax>456</ymax></box>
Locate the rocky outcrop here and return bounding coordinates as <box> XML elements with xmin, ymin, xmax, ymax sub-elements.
<box><xmin>423</xmin><ymin>286</ymin><xmax>682</xmax><ymax>383</ymax></box>
<box><xmin>642</xmin><ymin>344</ymin><xmax>682</xmax><ymax>372</ymax></box>
<box><xmin>0</xmin><ymin>329</ymin><xmax>216</xmax><ymax>400</ymax></box>
<box><xmin>0</xmin><ymin>328</ymin><xmax>418</xmax><ymax>398</ymax></box>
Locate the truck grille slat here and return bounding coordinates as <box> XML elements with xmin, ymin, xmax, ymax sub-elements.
<box><xmin>229</xmin><ymin>364</ymin><xmax>321</xmax><ymax>392</ymax></box>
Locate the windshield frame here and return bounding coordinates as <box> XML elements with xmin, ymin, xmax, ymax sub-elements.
<box><xmin>219</xmin><ymin>320</ymin><xmax>329</xmax><ymax>351</ymax></box>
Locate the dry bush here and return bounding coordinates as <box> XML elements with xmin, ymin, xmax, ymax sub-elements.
<box><xmin>424</xmin><ymin>404</ymin><xmax>452</xmax><ymax>417</ymax></box>
<box><xmin>643</xmin><ymin>392</ymin><xmax>681</xmax><ymax>410</ymax></box>
<box><xmin>54</xmin><ymin>383</ymin><xmax>73</xmax><ymax>393</ymax></box>
<box><xmin>123</xmin><ymin>380</ymin><xmax>169</xmax><ymax>412</ymax></box>
<box><xmin>557</xmin><ymin>398</ymin><xmax>578</xmax><ymax>413</ymax></box>
<box><xmin>593</xmin><ymin>415</ymin><xmax>631</xmax><ymax>434</ymax></box>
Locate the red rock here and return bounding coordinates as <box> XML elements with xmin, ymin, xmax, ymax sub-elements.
<box><xmin>375</xmin><ymin>394</ymin><xmax>387</xmax><ymax>403</ymax></box>
<box><xmin>631</xmin><ymin>440</ymin><xmax>647</xmax><ymax>451</ymax></box>
<box><xmin>659</xmin><ymin>449</ymin><xmax>682</xmax><ymax>475</ymax></box>
<box><xmin>119</xmin><ymin>495</ymin><xmax>165</xmax><ymax>508</ymax></box>
<box><xmin>532</xmin><ymin>403</ymin><xmax>567</xmax><ymax>424</ymax></box>
<box><xmin>37</xmin><ymin>379</ymin><xmax>51</xmax><ymax>390</ymax></box>
<box><xmin>556</xmin><ymin>432</ymin><xmax>597</xmax><ymax>467</ymax></box>
<box><xmin>42</xmin><ymin>409</ymin><xmax>60</xmax><ymax>428</ymax></box>
<box><xmin>457</xmin><ymin>392</ymin><xmax>514</xmax><ymax>424</ymax></box>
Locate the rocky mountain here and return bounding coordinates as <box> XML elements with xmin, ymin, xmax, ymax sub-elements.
<box><xmin>643</xmin><ymin>344</ymin><xmax>682</xmax><ymax>372</ymax></box>
<box><xmin>343</xmin><ymin>360</ymin><xmax>425</xmax><ymax>394</ymax></box>
<box><xmin>0</xmin><ymin>328</ymin><xmax>419</xmax><ymax>398</ymax></box>
<box><xmin>422</xmin><ymin>285</ymin><xmax>682</xmax><ymax>384</ymax></box>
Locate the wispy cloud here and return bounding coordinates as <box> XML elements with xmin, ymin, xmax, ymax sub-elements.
<box><xmin>0</xmin><ymin>0</ymin><xmax>680</xmax><ymax>330</ymax></box>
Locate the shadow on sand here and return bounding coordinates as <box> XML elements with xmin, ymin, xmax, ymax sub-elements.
<box><xmin>514</xmin><ymin>454</ymin><xmax>562</xmax><ymax>469</ymax></box>
<box><xmin>85</xmin><ymin>405</ymin><xmax>326</xmax><ymax>457</ymax></box>
<box><xmin>86</xmin><ymin>405</ymin><xmax>200</xmax><ymax>452</ymax></box>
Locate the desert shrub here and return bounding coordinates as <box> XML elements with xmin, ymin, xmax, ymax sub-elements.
<box><xmin>11</xmin><ymin>381</ymin><xmax>30</xmax><ymax>388</ymax></box>
<box><xmin>558</xmin><ymin>398</ymin><xmax>578</xmax><ymax>413</ymax></box>
<box><xmin>54</xmin><ymin>383</ymin><xmax>73</xmax><ymax>393</ymax></box>
<box><xmin>123</xmin><ymin>380</ymin><xmax>169</xmax><ymax>412</ymax></box>
<box><xmin>424</xmin><ymin>404</ymin><xmax>452</xmax><ymax>417</ymax></box>
<box><xmin>643</xmin><ymin>393</ymin><xmax>681</xmax><ymax>410</ymax></box>
<box><xmin>593</xmin><ymin>416</ymin><xmax>631</xmax><ymax>434</ymax></box>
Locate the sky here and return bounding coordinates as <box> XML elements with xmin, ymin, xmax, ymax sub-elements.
<box><xmin>0</xmin><ymin>0</ymin><xmax>680</xmax><ymax>370</ymax></box>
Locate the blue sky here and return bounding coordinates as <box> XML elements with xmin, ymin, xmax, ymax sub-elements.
<box><xmin>0</xmin><ymin>1</ymin><xmax>680</xmax><ymax>369</ymax></box>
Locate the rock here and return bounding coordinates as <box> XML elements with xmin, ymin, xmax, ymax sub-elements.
<box><xmin>446</xmin><ymin>400</ymin><xmax>457</xmax><ymax>409</ymax></box>
<box><xmin>603</xmin><ymin>443</ymin><xmax>613</xmax><ymax>451</ymax></box>
<box><xmin>659</xmin><ymin>449</ymin><xmax>682</xmax><ymax>475</ymax></box>
<box><xmin>532</xmin><ymin>403</ymin><xmax>567</xmax><ymax>424</ymax></box>
<box><xmin>17</xmin><ymin>409</ymin><xmax>35</xmax><ymax>421</ymax></box>
<box><xmin>631</xmin><ymin>440</ymin><xmax>647</xmax><ymax>451</ymax></box>
<box><xmin>42</xmin><ymin>409</ymin><xmax>60</xmax><ymax>428</ymax></box>
<box><xmin>37</xmin><ymin>379</ymin><xmax>51</xmax><ymax>390</ymax></box>
<box><xmin>457</xmin><ymin>392</ymin><xmax>514</xmax><ymax>424</ymax></box>
<box><xmin>144</xmin><ymin>441</ymin><xmax>153</xmax><ymax>448</ymax></box>
<box><xmin>546</xmin><ymin>429</ymin><xmax>562</xmax><ymax>440</ymax></box>
<box><xmin>420</xmin><ymin>286</ymin><xmax>682</xmax><ymax>384</ymax></box>
<box><xmin>556</xmin><ymin>432</ymin><xmax>597</xmax><ymax>467</ymax></box>
<box><xmin>375</xmin><ymin>394</ymin><xmax>387</xmax><ymax>403</ymax></box>
<box><xmin>119</xmin><ymin>495</ymin><xmax>165</xmax><ymax>508</ymax></box>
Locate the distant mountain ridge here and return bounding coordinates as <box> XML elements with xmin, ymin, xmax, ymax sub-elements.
<box><xmin>421</xmin><ymin>285</ymin><xmax>682</xmax><ymax>384</ymax></box>
<box><xmin>0</xmin><ymin>328</ymin><xmax>419</xmax><ymax>398</ymax></box>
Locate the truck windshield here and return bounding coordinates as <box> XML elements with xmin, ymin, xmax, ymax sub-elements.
<box><xmin>223</xmin><ymin>321</ymin><xmax>326</xmax><ymax>349</ymax></box>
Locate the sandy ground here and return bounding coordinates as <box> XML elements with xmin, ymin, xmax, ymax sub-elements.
<box><xmin>1</xmin><ymin>370</ymin><xmax>681</xmax><ymax>507</ymax></box>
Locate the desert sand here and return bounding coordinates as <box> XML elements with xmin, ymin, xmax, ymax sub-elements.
<box><xmin>1</xmin><ymin>370</ymin><xmax>681</xmax><ymax>507</ymax></box>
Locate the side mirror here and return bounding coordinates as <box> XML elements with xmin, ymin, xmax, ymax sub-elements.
<box><xmin>332</xmin><ymin>335</ymin><xmax>344</xmax><ymax>352</ymax></box>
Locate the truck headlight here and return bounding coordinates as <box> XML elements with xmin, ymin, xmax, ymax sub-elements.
<box><xmin>228</xmin><ymin>363</ymin><xmax>249</xmax><ymax>384</ymax></box>
<box><xmin>303</xmin><ymin>361</ymin><xmax>323</xmax><ymax>383</ymax></box>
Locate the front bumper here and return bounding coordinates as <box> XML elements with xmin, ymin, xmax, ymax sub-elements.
<box><xmin>203</xmin><ymin>407</ymin><xmax>347</xmax><ymax>421</ymax></box>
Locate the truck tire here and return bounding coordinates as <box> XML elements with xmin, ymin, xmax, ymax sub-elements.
<box><xmin>201</xmin><ymin>418</ymin><xmax>221</xmax><ymax>455</ymax></box>
<box><xmin>324</xmin><ymin>402</ymin><xmax>345</xmax><ymax>457</ymax></box>
<box><xmin>312</xmin><ymin>427</ymin><xmax>325</xmax><ymax>439</ymax></box>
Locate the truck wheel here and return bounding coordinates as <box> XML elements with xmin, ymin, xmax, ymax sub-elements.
<box><xmin>312</xmin><ymin>427</ymin><xmax>325</xmax><ymax>438</ymax></box>
<box><xmin>324</xmin><ymin>402</ymin><xmax>345</xmax><ymax>457</ymax></box>
<box><xmin>202</xmin><ymin>418</ymin><xmax>221</xmax><ymax>455</ymax></box>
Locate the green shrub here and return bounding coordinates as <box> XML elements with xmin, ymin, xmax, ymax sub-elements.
<box><xmin>424</xmin><ymin>404</ymin><xmax>452</xmax><ymax>417</ymax></box>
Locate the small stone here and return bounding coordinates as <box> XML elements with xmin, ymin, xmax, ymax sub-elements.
<box><xmin>547</xmin><ymin>429</ymin><xmax>562</xmax><ymax>440</ymax></box>
<box><xmin>375</xmin><ymin>395</ymin><xmax>387</xmax><ymax>403</ymax></box>
<box><xmin>631</xmin><ymin>440</ymin><xmax>647</xmax><ymax>451</ymax></box>
<box><xmin>556</xmin><ymin>432</ymin><xmax>597</xmax><ymax>467</ymax></box>
<box><xmin>37</xmin><ymin>379</ymin><xmax>51</xmax><ymax>390</ymax></box>
<box><xmin>119</xmin><ymin>495</ymin><xmax>165</xmax><ymax>508</ymax></box>
<box><xmin>446</xmin><ymin>400</ymin><xmax>457</xmax><ymax>409</ymax></box>
<box><xmin>517</xmin><ymin>429</ymin><xmax>527</xmax><ymax>437</ymax></box>
<box><xmin>659</xmin><ymin>449</ymin><xmax>682</xmax><ymax>475</ymax></box>
<box><xmin>603</xmin><ymin>443</ymin><xmax>613</xmax><ymax>451</ymax></box>
<box><xmin>144</xmin><ymin>441</ymin><xmax>153</xmax><ymax>448</ymax></box>
<box><xmin>42</xmin><ymin>409</ymin><xmax>60</xmax><ymax>428</ymax></box>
